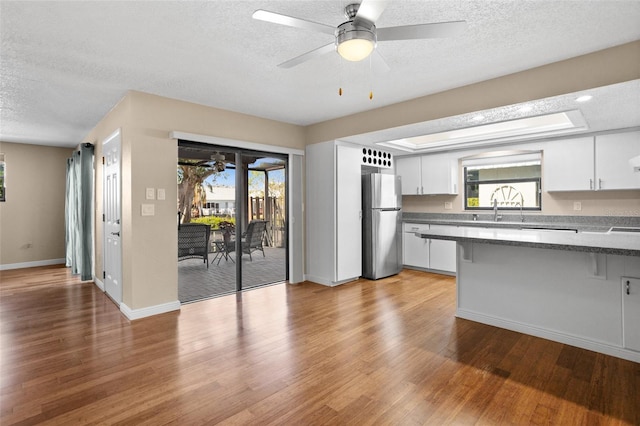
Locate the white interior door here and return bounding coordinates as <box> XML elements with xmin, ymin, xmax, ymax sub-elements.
<box><xmin>103</xmin><ymin>129</ymin><xmax>122</xmax><ymax>305</ymax></box>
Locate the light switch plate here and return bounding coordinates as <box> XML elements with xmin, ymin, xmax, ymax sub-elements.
<box><xmin>141</xmin><ymin>204</ymin><xmax>155</xmax><ymax>216</ymax></box>
<box><xmin>145</xmin><ymin>188</ymin><xmax>155</xmax><ymax>200</ymax></box>
<box><xmin>444</xmin><ymin>202</ymin><xmax>453</xmax><ymax>210</ymax></box>
<box><xmin>573</xmin><ymin>201</ymin><xmax>582</xmax><ymax>211</ymax></box>
<box><xmin>157</xmin><ymin>188</ymin><xmax>166</xmax><ymax>200</ymax></box>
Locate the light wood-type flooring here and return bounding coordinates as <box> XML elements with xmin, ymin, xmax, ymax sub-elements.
<box><xmin>1</xmin><ymin>265</ymin><xmax>639</xmax><ymax>425</ymax></box>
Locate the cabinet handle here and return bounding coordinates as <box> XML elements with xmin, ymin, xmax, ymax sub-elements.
<box><xmin>598</xmin><ymin>178</ymin><xmax>602</xmax><ymax>190</ymax></box>
<box><xmin>421</xmin><ymin>186</ymin><xmax>424</xmax><ymax>195</ymax></box>
<box><xmin>589</xmin><ymin>179</ymin><xmax>593</xmax><ymax>190</ymax></box>
<box><xmin>416</xmin><ymin>186</ymin><xmax>419</xmax><ymax>194</ymax></box>
<box><xmin>627</xmin><ymin>280</ymin><xmax>631</xmax><ymax>295</ymax></box>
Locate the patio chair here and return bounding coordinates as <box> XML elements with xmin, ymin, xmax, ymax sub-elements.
<box><xmin>178</xmin><ymin>223</ymin><xmax>211</xmax><ymax>268</ymax></box>
<box><xmin>241</xmin><ymin>220</ymin><xmax>267</xmax><ymax>261</ymax></box>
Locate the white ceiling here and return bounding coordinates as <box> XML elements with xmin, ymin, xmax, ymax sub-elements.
<box><xmin>1</xmin><ymin>1</ymin><xmax>639</xmax><ymax>148</ymax></box>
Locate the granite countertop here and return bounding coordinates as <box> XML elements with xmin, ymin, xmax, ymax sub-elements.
<box><xmin>404</xmin><ymin>213</ymin><xmax>640</xmax><ymax>255</ymax></box>
<box><xmin>415</xmin><ymin>226</ymin><xmax>640</xmax><ymax>257</ymax></box>
<box><xmin>403</xmin><ymin>212</ymin><xmax>640</xmax><ymax>231</ymax></box>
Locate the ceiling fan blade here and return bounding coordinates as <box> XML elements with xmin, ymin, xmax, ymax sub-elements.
<box><xmin>252</xmin><ymin>10</ymin><xmax>335</xmax><ymax>36</ymax></box>
<box><xmin>377</xmin><ymin>21</ymin><xmax>467</xmax><ymax>41</ymax></box>
<box><xmin>355</xmin><ymin>0</ymin><xmax>389</xmax><ymax>24</ymax></box>
<box><xmin>278</xmin><ymin>43</ymin><xmax>335</xmax><ymax>69</ymax></box>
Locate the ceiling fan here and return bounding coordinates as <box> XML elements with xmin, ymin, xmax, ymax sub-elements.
<box><xmin>252</xmin><ymin>0</ymin><xmax>467</xmax><ymax>68</ymax></box>
<box><xmin>178</xmin><ymin>152</ymin><xmax>227</xmax><ymax>172</ymax></box>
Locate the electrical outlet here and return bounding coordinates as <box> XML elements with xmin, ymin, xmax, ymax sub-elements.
<box><xmin>573</xmin><ymin>201</ymin><xmax>582</xmax><ymax>211</ymax></box>
<box><xmin>157</xmin><ymin>188</ymin><xmax>166</xmax><ymax>200</ymax></box>
<box><xmin>444</xmin><ymin>202</ymin><xmax>453</xmax><ymax>210</ymax></box>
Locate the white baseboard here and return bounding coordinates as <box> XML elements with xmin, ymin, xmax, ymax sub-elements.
<box><xmin>0</xmin><ymin>258</ymin><xmax>65</xmax><ymax>271</ymax></box>
<box><xmin>120</xmin><ymin>300</ymin><xmax>181</xmax><ymax>320</ymax></box>
<box><xmin>304</xmin><ymin>274</ymin><xmax>358</xmax><ymax>287</ymax></box>
<box><xmin>456</xmin><ymin>309</ymin><xmax>640</xmax><ymax>363</ymax></box>
<box><xmin>93</xmin><ymin>277</ymin><xmax>105</xmax><ymax>291</ymax></box>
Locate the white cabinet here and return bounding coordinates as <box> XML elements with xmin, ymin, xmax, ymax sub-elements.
<box><xmin>596</xmin><ymin>131</ymin><xmax>640</xmax><ymax>190</ymax></box>
<box><xmin>428</xmin><ymin>225</ymin><xmax>457</xmax><ymax>273</ymax></box>
<box><xmin>396</xmin><ymin>156</ymin><xmax>422</xmax><ymax>195</ymax></box>
<box><xmin>623</xmin><ymin>277</ymin><xmax>640</xmax><ymax>352</ymax></box>
<box><xmin>306</xmin><ymin>142</ymin><xmax>362</xmax><ymax>286</ymax></box>
<box><xmin>403</xmin><ymin>223</ymin><xmax>430</xmax><ymax>268</ymax></box>
<box><xmin>544</xmin><ymin>136</ymin><xmax>594</xmax><ymax>191</ymax></box>
<box><xmin>421</xmin><ymin>154</ymin><xmax>458</xmax><ymax>195</ymax></box>
<box><xmin>403</xmin><ymin>223</ymin><xmax>456</xmax><ymax>274</ymax></box>
<box><xmin>396</xmin><ymin>154</ymin><xmax>458</xmax><ymax>195</ymax></box>
<box><xmin>544</xmin><ymin>131</ymin><xmax>640</xmax><ymax>191</ymax></box>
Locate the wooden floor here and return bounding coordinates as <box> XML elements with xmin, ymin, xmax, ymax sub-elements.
<box><xmin>1</xmin><ymin>265</ymin><xmax>638</xmax><ymax>425</ymax></box>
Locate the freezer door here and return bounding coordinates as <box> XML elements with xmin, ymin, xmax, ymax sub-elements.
<box><xmin>368</xmin><ymin>174</ymin><xmax>402</xmax><ymax>209</ymax></box>
<box><xmin>363</xmin><ymin>209</ymin><xmax>402</xmax><ymax>279</ymax></box>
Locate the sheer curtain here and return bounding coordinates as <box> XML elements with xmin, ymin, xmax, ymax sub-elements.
<box><xmin>65</xmin><ymin>144</ymin><xmax>94</xmax><ymax>281</ymax></box>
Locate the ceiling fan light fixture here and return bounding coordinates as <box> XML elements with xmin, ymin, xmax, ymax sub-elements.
<box><xmin>336</xmin><ymin>21</ymin><xmax>376</xmax><ymax>61</ymax></box>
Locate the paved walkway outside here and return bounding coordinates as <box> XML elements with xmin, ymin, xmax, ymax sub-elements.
<box><xmin>178</xmin><ymin>247</ymin><xmax>286</xmax><ymax>303</ymax></box>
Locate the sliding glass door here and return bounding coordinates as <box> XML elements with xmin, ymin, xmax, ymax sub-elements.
<box><xmin>177</xmin><ymin>141</ymin><xmax>288</xmax><ymax>303</ymax></box>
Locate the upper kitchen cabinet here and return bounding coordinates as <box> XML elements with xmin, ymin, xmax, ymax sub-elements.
<box><xmin>544</xmin><ymin>130</ymin><xmax>640</xmax><ymax>191</ymax></box>
<box><xmin>544</xmin><ymin>136</ymin><xmax>594</xmax><ymax>191</ymax></box>
<box><xmin>396</xmin><ymin>156</ymin><xmax>422</xmax><ymax>195</ymax></box>
<box><xmin>396</xmin><ymin>153</ymin><xmax>458</xmax><ymax>195</ymax></box>
<box><xmin>306</xmin><ymin>141</ymin><xmax>362</xmax><ymax>286</ymax></box>
<box><xmin>595</xmin><ymin>131</ymin><xmax>640</xmax><ymax>190</ymax></box>
<box><xmin>421</xmin><ymin>153</ymin><xmax>458</xmax><ymax>195</ymax></box>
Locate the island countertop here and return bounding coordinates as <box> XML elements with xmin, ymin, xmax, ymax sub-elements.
<box><xmin>417</xmin><ymin>225</ymin><xmax>640</xmax><ymax>257</ymax></box>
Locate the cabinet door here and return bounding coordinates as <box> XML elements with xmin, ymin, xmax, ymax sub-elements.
<box><xmin>403</xmin><ymin>224</ymin><xmax>429</xmax><ymax>268</ymax></box>
<box><xmin>623</xmin><ymin>277</ymin><xmax>640</xmax><ymax>352</ymax></box>
<box><xmin>335</xmin><ymin>145</ymin><xmax>362</xmax><ymax>281</ymax></box>
<box><xmin>428</xmin><ymin>225</ymin><xmax>457</xmax><ymax>273</ymax></box>
<box><xmin>595</xmin><ymin>131</ymin><xmax>640</xmax><ymax>190</ymax></box>
<box><xmin>421</xmin><ymin>153</ymin><xmax>458</xmax><ymax>194</ymax></box>
<box><xmin>396</xmin><ymin>156</ymin><xmax>422</xmax><ymax>195</ymax></box>
<box><xmin>544</xmin><ymin>137</ymin><xmax>594</xmax><ymax>191</ymax></box>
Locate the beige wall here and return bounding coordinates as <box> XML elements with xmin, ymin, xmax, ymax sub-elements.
<box><xmin>85</xmin><ymin>91</ymin><xmax>305</xmax><ymax>310</ymax></box>
<box><xmin>0</xmin><ymin>142</ymin><xmax>73</xmax><ymax>266</ymax></box>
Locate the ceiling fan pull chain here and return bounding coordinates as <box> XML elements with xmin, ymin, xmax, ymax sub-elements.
<box><xmin>339</xmin><ymin>54</ymin><xmax>344</xmax><ymax>96</ymax></box>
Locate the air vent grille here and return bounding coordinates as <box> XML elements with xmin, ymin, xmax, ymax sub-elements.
<box><xmin>361</xmin><ymin>148</ymin><xmax>393</xmax><ymax>168</ymax></box>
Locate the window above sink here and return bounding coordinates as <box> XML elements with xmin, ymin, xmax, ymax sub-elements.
<box><xmin>463</xmin><ymin>151</ymin><xmax>542</xmax><ymax>211</ymax></box>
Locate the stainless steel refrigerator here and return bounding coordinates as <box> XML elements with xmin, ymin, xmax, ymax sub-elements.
<box><xmin>362</xmin><ymin>173</ymin><xmax>402</xmax><ymax>280</ymax></box>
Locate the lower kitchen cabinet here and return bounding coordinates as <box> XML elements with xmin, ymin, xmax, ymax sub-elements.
<box><xmin>403</xmin><ymin>223</ymin><xmax>429</xmax><ymax>268</ymax></box>
<box><xmin>403</xmin><ymin>223</ymin><xmax>456</xmax><ymax>274</ymax></box>
<box><xmin>623</xmin><ymin>277</ymin><xmax>640</xmax><ymax>352</ymax></box>
<box><xmin>429</xmin><ymin>226</ymin><xmax>457</xmax><ymax>273</ymax></box>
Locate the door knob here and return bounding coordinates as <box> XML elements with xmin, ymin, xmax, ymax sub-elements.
<box><xmin>111</xmin><ymin>232</ymin><xmax>120</xmax><ymax>236</ymax></box>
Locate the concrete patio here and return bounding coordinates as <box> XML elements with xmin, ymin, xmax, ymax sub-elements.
<box><xmin>178</xmin><ymin>247</ymin><xmax>287</xmax><ymax>303</ymax></box>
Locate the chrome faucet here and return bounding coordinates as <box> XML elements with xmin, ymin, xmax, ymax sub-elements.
<box><xmin>493</xmin><ymin>199</ymin><xmax>501</xmax><ymax>222</ymax></box>
<box><xmin>519</xmin><ymin>202</ymin><xmax>525</xmax><ymax>222</ymax></box>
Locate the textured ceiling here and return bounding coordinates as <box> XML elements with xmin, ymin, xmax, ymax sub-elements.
<box><xmin>1</xmin><ymin>1</ymin><xmax>640</xmax><ymax>148</ymax></box>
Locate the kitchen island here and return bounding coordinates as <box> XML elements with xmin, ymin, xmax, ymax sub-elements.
<box><xmin>417</xmin><ymin>225</ymin><xmax>640</xmax><ymax>362</ymax></box>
